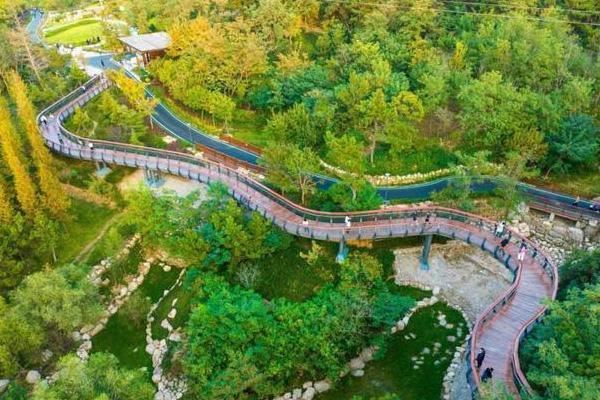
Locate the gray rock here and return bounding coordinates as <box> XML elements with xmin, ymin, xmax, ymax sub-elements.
<box><xmin>26</xmin><ymin>370</ymin><xmax>41</xmax><ymax>385</ymax></box>
<box><xmin>349</xmin><ymin>357</ymin><xmax>365</xmax><ymax>370</ymax></box>
<box><xmin>292</xmin><ymin>388</ymin><xmax>302</xmax><ymax>399</ymax></box>
<box><xmin>302</xmin><ymin>387</ymin><xmax>316</xmax><ymax>400</ymax></box>
<box><xmin>568</xmin><ymin>227</ymin><xmax>584</xmax><ymax>244</ymax></box>
<box><xmin>351</xmin><ymin>369</ymin><xmax>364</xmax><ymax>377</ymax></box>
<box><xmin>313</xmin><ymin>380</ymin><xmax>331</xmax><ymax>393</ymax></box>
<box><xmin>0</xmin><ymin>379</ymin><xmax>9</xmax><ymax>394</ymax></box>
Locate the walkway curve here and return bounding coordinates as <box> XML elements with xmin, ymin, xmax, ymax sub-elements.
<box><xmin>38</xmin><ymin>75</ymin><xmax>558</xmax><ymax>398</ymax></box>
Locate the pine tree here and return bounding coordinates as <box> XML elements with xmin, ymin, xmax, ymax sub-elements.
<box><xmin>0</xmin><ymin>97</ymin><xmax>38</xmax><ymax>217</ymax></box>
<box><xmin>6</xmin><ymin>71</ymin><xmax>70</xmax><ymax>217</ymax></box>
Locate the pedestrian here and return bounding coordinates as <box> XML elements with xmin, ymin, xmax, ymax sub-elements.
<box><xmin>476</xmin><ymin>348</ymin><xmax>486</xmax><ymax>369</ymax></box>
<box><xmin>500</xmin><ymin>236</ymin><xmax>510</xmax><ymax>248</ymax></box>
<box><xmin>481</xmin><ymin>367</ymin><xmax>494</xmax><ymax>382</ymax></box>
<box><xmin>88</xmin><ymin>142</ymin><xmax>94</xmax><ymax>152</ymax></box>
<box><xmin>425</xmin><ymin>213</ymin><xmax>431</xmax><ymax>223</ymax></box>
<box><xmin>495</xmin><ymin>221</ymin><xmax>505</xmax><ymax>237</ymax></box>
<box><xmin>302</xmin><ymin>218</ymin><xmax>309</xmax><ymax>233</ymax></box>
<box><xmin>345</xmin><ymin>215</ymin><xmax>351</xmax><ymax>230</ymax></box>
<box><xmin>81</xmin><ymin>85</ymin><xmax>86</xmax><ymax>92</ymax></box>
<box><xmin>40</xmin><ymin>115</ymin><xmax>47</xmax><ymax>125</ymax></box>
<box><xmin>96</xmin><ymin>36</ymin><xmax>100</xmax><ymax>43</ymax></box>
<box><xmin>572</xmin><ymin>196</ymin><xmax>580</xmax><ymax>207</ymax></box>
<box><xmin>100</xmin><ymin>59</ymin><xmax>105</xmax><ymax>68</ymax></box>
<box><xmin>412</xmin><ymin>212</ymin><xmax>417</xmax><ymax>224</ymax></box>
<box><xmin>590</xmin><ymin>203</ymin><xmax>600</xmax><ymax>213</ymax></box>
<box><xmin>518</xmin><ymin>245</ymin><xmax>527</xmax><ymax>263</ymax></box>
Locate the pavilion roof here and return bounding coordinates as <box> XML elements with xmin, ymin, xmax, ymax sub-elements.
<box><xmin>118</xmin><ymin>32</ymin><xmax>171</xmax><ymax>53</ymax></box>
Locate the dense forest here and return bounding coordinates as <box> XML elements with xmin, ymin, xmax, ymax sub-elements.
<box><xmin>106</xmin><ymin>0</ymin><xmax>600</xmax><ymax>185</ymax></box>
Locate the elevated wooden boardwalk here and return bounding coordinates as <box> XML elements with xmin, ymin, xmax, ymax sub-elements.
<box><xmin>38</xmin><ymin>78</ymin><xmax>558</xmax><ymax>398</ymax></box>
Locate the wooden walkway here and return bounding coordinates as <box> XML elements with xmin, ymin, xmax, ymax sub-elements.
<box><xmin>38</xmin><ymin>79</ymin><xmax>558</xmax><ymax>398</ymax></box>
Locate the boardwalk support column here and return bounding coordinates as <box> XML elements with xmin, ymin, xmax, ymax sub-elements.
<box><xmin>143</xmin><ymin>168</ymin><xmax>164</xmax><ymax>188</ymax></box>
<box><xmin>95</xmin><ymin>161</ymin><xmax>110</xmax><ymax>177</ymax></box>
<box><xmin>336</xmin><ymin>238</ymin><xmax>349</xmax><ymax>264</ymax></box>
<box><xmin>420</xmin><ymin>234</ymin><xmax>433</xmax><ymax>270</ymax></box>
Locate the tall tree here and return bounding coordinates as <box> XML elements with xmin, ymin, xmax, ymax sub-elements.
<box><xmin>0</xmin><ymin>176</ymin><xmax>13</xmax><ymax>224</ymax></box>
<box><xmin>107</xmin><ymin>71</ymin><xmax>158</xmax><ymax>129</ymax></box>
<box><xmin>7</xmin><ymin>70</ymin><xmax>69</xmax><ymax>217</ymax></box>
<box><xmin>0</xmin><ymin>97</ymin><xmax>38</xmax><ymax>217</ymax></box>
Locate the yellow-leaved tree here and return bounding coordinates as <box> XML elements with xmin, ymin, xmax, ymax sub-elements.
<box><xmin>7</xmin><ymin>71</ymin><xmax>70</xmax><ymax>217</ymax></box>
<box><xmin>0</xmin><ymin>97</ymin><xmax>37</xmax><ymax>217</ymax></box>
<box><xmin>0</xmin><ymin>177</ymin><xmax>13</xmax><ymax>224</ymax></box>
<box><xmin>107</xmin><ymin>71</ymin><xmax>157</xmax><ymax>129</ymax></box>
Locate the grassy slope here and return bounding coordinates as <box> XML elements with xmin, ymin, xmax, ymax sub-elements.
<box><xmin>56</xmin><ymin>197</ymin><xmax>117</xmax><ymax>265</ymax></box>
<box><xmin>321</xmin><ymin>303</ymin><xmax>467</xmax><ymax>400</ymax></box>
<box><xmin>92</xmin><ymin>263</ymin><xmax>180</xmax><ymax>370</ymax></box>
<box><xmin>44</xmin><ymin>18</ymin><xmax>105</xmax><ymax>46</ymax></box>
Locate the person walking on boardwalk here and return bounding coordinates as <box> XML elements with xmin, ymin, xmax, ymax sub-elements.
<box><xmin>518</xmin><ymin>245</ymin><xmax>527</xmax><ymax>264</ymax></box>
<box><xmin>302</xmin><ymin>218</ymin><xmax>309</xmax><ymax>233</ymax></box>
<box><xmin>495</xmin><ymin>221</ymin><xmax>505</xmax><ymax>237</ymax></box>
<box><xmin>345</xmin><ymin>215</ymin><xmax>351</xmax><ymax>230</ymax></box>
<box><xmin>481</xmin><ymin>367</ymin><xmax>494</xmax><ymax>382</ymax></box>
<box><xmin>476</xmin><ymin>348</ymin><xmax>486</xmax><ymax>369</ymax></box>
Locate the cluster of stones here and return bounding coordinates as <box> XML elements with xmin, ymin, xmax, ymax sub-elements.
<box><xmin>76</xmin><ymin>255</ymin><xmax>155</xmax><ymax>361</ymax></box>
<box><xmin>319</xmin><ymin>159</ymin><xmax>452</xmax><ymax>186</ymax></box>
<box><xmin>88</xmin><ymin>234</ymin><xmax>141</xmax><ymax>287</ymax></box>
<box><xmin>511</xmin><ymin>204</ymin><xmax>599</xmax><ymax>265</ymax></box>
<box><xmin>145</xmin><ymin>264</ymin><xmax>187</xmax><ymax>400</ymax></box>
<box><xmin>273</xmin><ymin>379</ymin><xmax>332</xmax><ymax>400</ymax></box>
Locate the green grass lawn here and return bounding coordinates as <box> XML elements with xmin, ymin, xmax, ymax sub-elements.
<box><xmin>56</xmin><ymin>197</ymin><xmax>118</xmax><ymax>265</ymax></box>
<box><xmin>44</xmin><ymin>18</ymin><xmax>105</xmax><ymax>46</ymax></box>
<box><xmin>151</xmin><ymin>275</ymin><xmax>191</xmax><ymax>339</ymax></box>
<box><xmin>92</xmin><ymin>263</ymin><xmax>181</xmax><ymax>371</ymax></box>
<box><xmin>320</xmin><ymin>303</ymin><xmax>467</xmax><ymax>400</ymax></box>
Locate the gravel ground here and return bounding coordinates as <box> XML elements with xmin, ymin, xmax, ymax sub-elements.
<box><xmin>393</xmin><ymin>241</ymin><xmax>513</xmax><ymax>400</ymax></box>
<box><xmin>118</xmin><ymin>169</ymin><xmax>208</xmax><ymax>199</ymax></box>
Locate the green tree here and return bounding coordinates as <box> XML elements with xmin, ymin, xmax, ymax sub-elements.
<box><xmin>10</xmin><ymin>264</ymin><xmax>103</xmax><ymax>334</ymax></box>
<box><xmin>544</xmin><ymin>114</ymin><xmax>599</xmax><ymax>174</ymax></box>
<box><xmin>31</xmin><ymin>353</ymin><xmax>154</xmax><ymax>400</ymax></box>
<box><xmin>521</xmin><ymin>285</ymin><xmax>600</xmax><ymax>400</ymax></box>
<box><xmin>260</xmin><ymin>143</ymin><xmax>318</xmax><ymax>204</ymax></box>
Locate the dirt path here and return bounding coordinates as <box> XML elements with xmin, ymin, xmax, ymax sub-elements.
<box><xmin>73</xmin><ymin>211</ymin><xmax>123</xmax><ymax>264</ymax></box>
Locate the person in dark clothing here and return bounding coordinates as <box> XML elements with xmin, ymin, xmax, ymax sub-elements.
<box><xmin>100</xmin><ymin>59</ymin><xmax>105</xmax><ymax>68</ymax></box>
<box><xmin>476</xmin><ymin>348</ymin><xmax>486</xmax><ymax>369</ymax></box>
<box><xmin>500</xmin><ymin>237</ymin><xmax>510</xmax><ymax>248</ymax></box>
<box><xmin>481</xmin><ymin>367</ymin><xmax>494</xmax><ymax>382</ymax></box>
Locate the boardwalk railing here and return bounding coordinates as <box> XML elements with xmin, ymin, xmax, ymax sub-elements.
<box><xmin>39</xmin><ymin>78</ymin><xmax>559</xmax><ymax>399</ymax></box>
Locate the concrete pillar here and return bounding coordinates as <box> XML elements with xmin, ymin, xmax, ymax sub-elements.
<box><xmin>336</xmin><ymin>238</ymin><xmax>349</xmax><ymax>264</ymax></box>
<box><xmin>420</xmin><ymin>234</ymin><xmax>433</xmax><ymax>270</ymax></box>
<box><xmin>95</xmin><ymin>161</ymin><xmax>111</xmax><ymax>177</ymax></box>
<box><xmin>143</xmin><ymin>168</ymin><xmax>164</xmax><ymax>188</ymax></box>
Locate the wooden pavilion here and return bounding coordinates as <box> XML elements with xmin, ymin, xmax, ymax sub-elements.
<box><xmin>118</xmin><ymin>32</ymin><xmax>171</xmax><ymax>66</ymax></box>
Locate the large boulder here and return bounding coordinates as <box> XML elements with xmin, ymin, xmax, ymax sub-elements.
<box><xmin>0</xmin><ymin>379</ymin><xmax>9</xmax><ymax>394</ymax></box>
<box><xmin>568</xmin><ymin>227</ymin><xmax>584</xmax><ymax>244</ymax></box>
<box><xmin>301</xmin><ymin>387</ymin><xmax>316</xmax><ymax>400</ymax></box>
<box><xmin>26</xmin><ymin>370</ymin><xmax>41</xmax><ymax>385</ymax></box>
<box><xmin>313</xmin><ymin>380</ymin><xmax>331</xmax><ymax>393</ymax></box>
<box><xmin>349</xmin><ymin>357</ymin><xmax>365</xmax><ymax>370</ymax></box>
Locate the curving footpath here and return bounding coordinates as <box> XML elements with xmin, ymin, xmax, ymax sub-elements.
<box><xmin>37</xmin><ymin>75</ymin><xmax>558</xmax><ymax>399</ymax></box>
